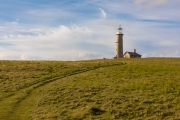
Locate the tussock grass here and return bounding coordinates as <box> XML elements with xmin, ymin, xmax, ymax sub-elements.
<box><xmin>0</xmin><ymin>58</ymin><xmax>180</xmax><ymax>119</ymax></box>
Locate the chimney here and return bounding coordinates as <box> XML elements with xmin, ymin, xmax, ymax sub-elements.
<box><xmin>134</xmin><ymin>49</ymin><xmax>136</xmax><ymax>53</ymax></box>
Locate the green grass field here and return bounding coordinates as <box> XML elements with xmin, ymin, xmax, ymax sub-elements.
<box><xmin>0</xmin><ymin>58</ymin><xmax>180</xmax><ymax>119</ymax></box>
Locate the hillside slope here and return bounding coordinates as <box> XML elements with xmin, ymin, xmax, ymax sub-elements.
<box><xmin>0</xmin><ymin>58</ymin><xmax>180</xmax><ymax>119</ymax></box>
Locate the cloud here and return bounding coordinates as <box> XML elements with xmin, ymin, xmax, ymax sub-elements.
<box><xmin>99</xmin><ymin>8</ymin><xmax>106</xmax><ymax>19</ymax></box>
<box><xmin>0</xmin><ymin>0</ymin><xmax>180</xmax><ymax>60</ymax></box>
<box><xmin>0</xmin><ymin>24</ymin><xmax>116</xmax><ymax>60</ymax></box>
<box><xmin>20</xmin><ymin>54</ymin><xmax>31</xmax><ymax>60</ymax></box>
<box><xmin>134</xmin><ymin>0</ymin><xmax>168</xmax><ymax>8</ymax></box>
<box><xmin>144</xmin><ymin>46</ymin><xmax>180</xmax><ymax>57</ymax></box>
<box><xmin>25</xmin><ymin>8</ymin><xmax>71</xmax><ymax>18</ymax></box>
<box><xmin>1</xmin><ymin>17</ymin><xmax>180</xmax><ymax>60</ymax></box>
<box><xmin>0</xmin><ymin>53</ymin><xmax>9</xmax><ymax>60</ymax></box>
<box><xmin>61</xmin><ymin>52</ymin><xmax>102</xmax><ymax>60</ymax></box>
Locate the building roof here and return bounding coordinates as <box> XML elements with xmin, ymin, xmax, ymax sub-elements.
<box><xmin>124</xmin><ymin>52</ymin><xmax>142</xmax><ymax>56</ymax></box>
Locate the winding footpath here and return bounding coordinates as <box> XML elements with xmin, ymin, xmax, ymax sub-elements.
<box><xmin>0</xmin><ymin>62</ymin><xmax>125</xmax><ymax>119</ymax></box>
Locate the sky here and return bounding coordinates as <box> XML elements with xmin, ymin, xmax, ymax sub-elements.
<box><xmin>0</xmin><ymin>0</ymin><xmax>180</xmax><ymax>60</ymax></box>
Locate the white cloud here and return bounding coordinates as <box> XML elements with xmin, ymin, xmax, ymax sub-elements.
<box><xmin>158</xmin><ymin>40</ymin><xmax>177</xmax><ymax>46</ymax></box>
<box><xmin>0</xmin><ymin>53</ymin><xmax>9</xmax><ymax>60</ymax></box>
<box><xmin>99</xmin><ymin>8</ymin><xmax>106</xmax><ymax>19</ymax></box>
<box><xmin>20</xmin><ymin>54</ymin><xmax>31</xmax><ymax>60</ymax></box>
<box><xmin>0</xmin><ymin>24</ymin><xmax>115</xmax><ymax>60</ymax></box>
<box><xmin>134</xmin><ymin>0</ymin><xmax>168</xmax><ymax>8</ymax></box>
<box><xmin>1</xmin><ymin>18</ymin><xmax>180</xmax><ymax>60</ymax></box>
<box><xmin>61</xmin><ymin>52</ymin><xmax>102</xmax><ymax>61</ymax></box>
<box><xmin>25</xmin><ymin>8</ymin><xmax>72</xmax><ymax>18</ymax></box>
<box><xmin>144</xmin><ymin>46</ymin><xmax>180</xmax><ymax>57</ymax></box>
<box><xmin>0</xmin><ymin>0</ymin><xmax>180</xmax><ymax>60</ymax></box>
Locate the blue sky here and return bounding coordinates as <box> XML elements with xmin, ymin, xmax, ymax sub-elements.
<box><xmin>0</xmin><ymin>0</ymin><xmax>180</xmax><ymax>60</ymax></box>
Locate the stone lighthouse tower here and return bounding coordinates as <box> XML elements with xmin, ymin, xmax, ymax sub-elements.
<box><xmin>115</xmin><ymin>25</ymin><xmax>123</xmax><ymax>58</ymax></box>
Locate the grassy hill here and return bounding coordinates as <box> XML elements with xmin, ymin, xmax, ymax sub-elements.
<box><xmin>0</xmin><ymin>58</ymin><xmax>180</xmax><ymax>119</ymax></box>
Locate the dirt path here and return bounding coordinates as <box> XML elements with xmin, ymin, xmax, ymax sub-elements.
<box><xmin>0</xmin><ymin>62</ymin><xmax>124</xmax><ymax>119</ymax></box>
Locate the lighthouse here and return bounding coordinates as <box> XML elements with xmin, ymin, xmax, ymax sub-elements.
<box><xmin>115</xmin><ymin>25</ymin><xmax>123</xmax><ymax>58</ymax></box>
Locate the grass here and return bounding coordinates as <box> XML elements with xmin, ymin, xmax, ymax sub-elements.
<box><xmin>0</xmin><ymin>58</ymin><xmax>180</xmax><ymax>119</ymax></box>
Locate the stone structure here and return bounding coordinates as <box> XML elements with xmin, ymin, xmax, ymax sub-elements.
<box><xmin>124</xmin><ymin>49</ymin><xmax>142</xmax><ymax>58</ymax></box>
<box><xmin>114</xmin><ymin>25</ymin><xmax>142</xmax><ymax>59</ymax></box>
<box><xmin>115</xmin><ymin>25</ymin><xmax>123</xmax><ymax>58</ymax></box>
